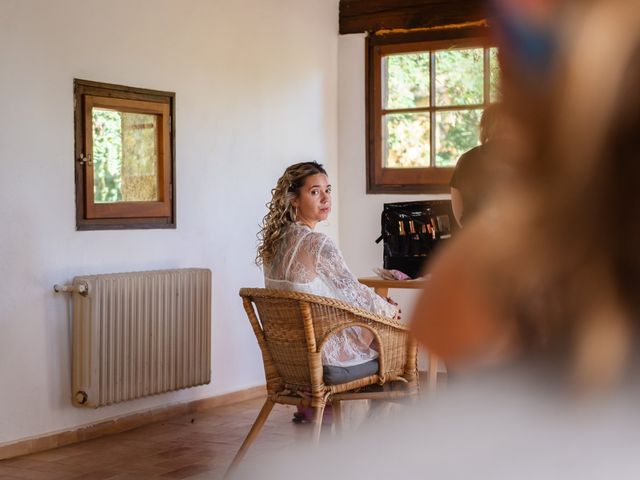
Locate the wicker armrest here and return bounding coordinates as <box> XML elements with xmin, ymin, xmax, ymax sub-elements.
<box><xmin>240</xmin><ymin>287</ymin><xmax>408</xmax><ymax>330</ymax></box>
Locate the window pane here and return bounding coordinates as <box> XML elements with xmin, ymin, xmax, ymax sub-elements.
<box><xmin>384</xmin><ymin>113</ymin><xmax>430</xmax><ymax>168</ymax></box>
<box><xmin>490</xmin><ymin>47</ymin><xmax>501</xmax><ymax>102</ymax></box>
<box><xmin>92</xmin><ymin>108</ymin><xmax>159</xmax><ymax>203</ymax></box>
<box><xmin>384</xmin><ymin>52</ymin><xmax>430</xmax><ymax>109</ymax></box>
<box><xmin>435</xmin><ymin>48</ymin><xmax>483</xmax><ymax>106</ymax></box>
<box><xmin>435</xmin><ymin>109</ymin><xmax>482</xmax><ymax>167</ymax></box>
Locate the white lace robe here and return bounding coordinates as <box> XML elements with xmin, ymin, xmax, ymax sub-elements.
<box><xmin>264</xmin><ymin>223</ymin><xmax>398</xmax><ymax>367</ymax></box>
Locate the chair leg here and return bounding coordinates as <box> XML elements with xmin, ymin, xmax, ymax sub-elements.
<box><xmin>225</xmin><ymin>399</ymin><xmax>275</xmax><ymax>477</ymax></box>
<box><xmin>311</xmin><ymin>403</ymin><xmax>326</xmax><ymax>443</ymax></box>
<box><xmin>428</xmin><ymin>352</ymin><xmax>439</xmax><ymax>392</ymax></box>
<box><xmin>332</xmin><ymin>400</ymin><xmax>343</xmax><ymax>434</ymax></box>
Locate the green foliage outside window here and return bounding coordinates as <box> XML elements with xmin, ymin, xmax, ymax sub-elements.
<box><xmin>490</xmin><ymin>48</ymin><xmax>501</xmax><ymax>102</ymax></box>
<box><xmin>386</xmin><ymin>53</ymin><xmax>430</xmax><ymax>109</ymax></box>
<box><xmin>435</xmin><ymin>49</ymin><xmax>483</xmax><ymax>106</ymax></box>
<box><xmin>92</xmin><ymin>109</ymin><xmax>159</xmax><ymax>203</ymax></box>
<box><xmin>384</xmin><ymin>46</ymin><xmax>500</xmax><ymax>169</ymax></box>
<box><xmin>93</xmin><ymin>109</ymin><xmax>123</xmax><ymax>203</ymax></box>
<box><xmin>385</xmin><ymin>113</ymin><xmax>430</xmax><ymax>167</ymax></box>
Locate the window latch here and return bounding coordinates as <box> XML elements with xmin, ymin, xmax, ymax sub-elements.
<box><xmin>78</xmin><ymin>154</ymin><xmax>93</xmax><ymax>166</ymax></box>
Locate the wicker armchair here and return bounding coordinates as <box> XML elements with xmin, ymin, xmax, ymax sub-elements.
<box><xmin>227</xmin><ymin>287</ymin><xmax>418</xmax><ymax>471</ymax></box>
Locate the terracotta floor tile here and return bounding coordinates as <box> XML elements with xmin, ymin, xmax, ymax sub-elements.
<box><xmin>112</xmin><ymin>464</ymin><xmax>172</xmax><ymax>476</ymax></box>
<box><xmin>153</xmin><ymin>454</ymin><xmax>211</xmax><ymax>471</ymax></box>
<box><xmin>160</xmin><ymin>464</ymin><xmax>213</xmax><ymax>479</ymax></box>
<box><xmin>18</xmin><ymin>449</ymin><xmax>79</xmax><ymax>463</ymax></box>
<box><xmin>54</xmin><ymin>452</ymin><xmax>113</xmax><ymax>468</ymax></box>
<box><xmin>103</xmin><ymin>474</ymin><xmax>158</xmax><ymax>480</ymax></box>
<box><xmin>67</xmin><ymin>470</ymin><xmax>120</xmax><ymax>480</ymax></box>
<box><xmin>0</xmin><ymin>466</ymin><xmax>24</xmax><ymax>476</ymax></box>
<box><xmin>0</xmin><ymin>457</ymin><xmax>93</xmax><ymax>477</ymax></box>
<box><xmin>0</xmin><ymin>467</ymin><xmax>71</xmax><ymax>480</ymax></box>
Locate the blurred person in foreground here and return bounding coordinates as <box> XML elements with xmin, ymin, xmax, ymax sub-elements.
<box><xmin>412</xmin><ymin>0</ymin><xmax>640</xmax><ymax>386</ymax></box>
<box><xmin>231</xmin><ymin>0</ymin><xmax>640</xmax><ymax>477</ymax></box>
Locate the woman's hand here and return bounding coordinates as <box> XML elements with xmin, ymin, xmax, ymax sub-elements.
<box><xmin>387</xmin><ymin>297</ymin><xmax>402</xmax><ymax>320</ymax></box>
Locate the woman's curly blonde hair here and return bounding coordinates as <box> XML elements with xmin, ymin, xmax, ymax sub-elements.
<box><xmin>256</xmin><ymin>162</ymin><xmax>327</xmax><ymax>266</ymax></box>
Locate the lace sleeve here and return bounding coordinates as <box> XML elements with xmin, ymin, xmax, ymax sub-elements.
<box><xmin>313</xmin><ymin>234</ymin><xmax>398</xmax><ymax>319</ymax></box>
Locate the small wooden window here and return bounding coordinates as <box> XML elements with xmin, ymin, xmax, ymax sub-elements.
<box><xmin>74</xmin><ymin>79</ymin><xmax>176</xmax><ymax>230</ymax></box>
<box><xmin>366</xmin><ymin>30</ymin><xmax>499</xmax><ymax>194</ymax></box>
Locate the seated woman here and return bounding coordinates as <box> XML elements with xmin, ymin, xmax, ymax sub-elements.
<box><xmin>256</xmin><ymin>162</ymin><xmax>399</xmax><ymax>420</ymax></box>
<box><xmin>450</xmin><ymin>103</ymin><xmax>509</xmax><ymax>228</ymax></box>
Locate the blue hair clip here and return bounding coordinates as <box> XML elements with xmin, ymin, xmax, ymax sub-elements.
<box><xmin>489</xmin><ymin>0</ymin><xmax>557</xmax><ymax>83</ymax></box>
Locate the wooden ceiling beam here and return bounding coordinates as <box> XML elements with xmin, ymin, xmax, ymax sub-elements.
<box><xmin>339</xmin><ymin>0</ymin><xmax>488</xmax><ymax>34</ymax></box>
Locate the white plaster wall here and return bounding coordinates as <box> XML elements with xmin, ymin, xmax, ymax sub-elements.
<box><xmin>337</xmin><ymin>34</ymin><xmax>448</xmax><ymax>369</ymax></box>
<box><xmin>0</xmin><ymin>0</ymin><xmax>339</xmax><ymax>445</ymax></box>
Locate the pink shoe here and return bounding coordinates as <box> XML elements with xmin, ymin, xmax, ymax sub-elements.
<box><xmin>292</xmin><ymin>406</ymin><xmax>332</xmax><ymax>424</ymax></box>
<box><xmin>292</xmin><ymin>406</ymin><xmax>313</xmax><ymax>423</ymax></box>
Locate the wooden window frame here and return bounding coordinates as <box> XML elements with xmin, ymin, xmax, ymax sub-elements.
<box><xmin>366</xmin><ymin>27</ymin><xmax>494</xmax><ymax>194</ymax></box>
<box><xmin>74</xmin><ymin>79</ymin><xmax>176</xmax><ymax>230</ymax></box>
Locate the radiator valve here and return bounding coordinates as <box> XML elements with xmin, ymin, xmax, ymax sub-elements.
<box><xmin>53</xmin><ymin>282</ymin><xmax>89</xmax><ymax>296</ymax></box>
<box><xmin>75</xmin><ymin>391</ymin><xmax>88</xmax><ymax>405</ymax></box>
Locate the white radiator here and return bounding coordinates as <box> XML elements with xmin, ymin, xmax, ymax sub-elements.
<box><xmin>62</xmin><ymin>268</ymin><xmax>211</xmax><ymax>408</ymax></box>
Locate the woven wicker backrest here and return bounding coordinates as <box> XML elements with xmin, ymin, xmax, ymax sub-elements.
<box><xmin>252</xmin><ymin>296</ymin><xmax>312</xmax><ymax>388</ymax></box>
<box><xmin>240</xmin><ymin>288</ymin><xmax>414</xmax><ymax>391</ymax></box>
<box><xmin>307</xmin><ymin>303</ymin><xmax>378</xmax><ymax>354</ymax></box>
<box><xmin>308</xmin><ymin>302</ymin><xmax>409</xmax><ymax>375</ymax></box>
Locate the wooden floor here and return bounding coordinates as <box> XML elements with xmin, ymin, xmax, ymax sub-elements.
<box><xmin>0</xmin><ymin>397</ymin><xmax>318</xmax><ymax>480</ymax></box>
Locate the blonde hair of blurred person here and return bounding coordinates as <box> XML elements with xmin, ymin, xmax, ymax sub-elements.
<box><xmin>411</xmin><ymin>0</ymin><xmax>640</xmax><ymax>392</ymax></box>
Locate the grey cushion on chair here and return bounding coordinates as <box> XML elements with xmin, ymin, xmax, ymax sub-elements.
<box><xmin>322</xmin><ymin>359</ymin><xmax>379</xmax><ymax>385</ymax></box>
